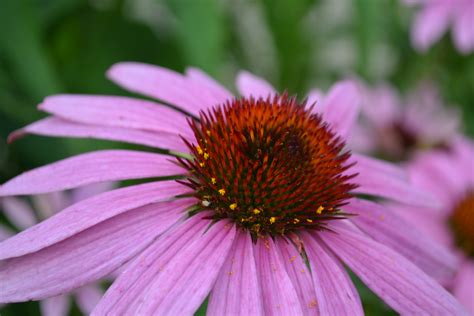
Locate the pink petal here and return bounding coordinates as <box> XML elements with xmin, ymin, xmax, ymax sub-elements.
<box><xmin>360</xmin><ymin>83</ymin><xmax>401</xmax><ymax>127</ymax></box>
<box><xmin>92</xmin><ymin>213</ymin><xmax>211</xmax><ymax>315</ymax></box>
<box><xmin>1</xmin><ymin>197</ymin><xmax>37</xmax><ymax>230</ymax></box>
<box><xmin>319</xmin><ymin>80</ymin><xmax>360</xmax><ymax>140</ymax></box>
<box><xmin>413</xmin><ymin>150</ymin><xmax>467</xmax><ymax>197</ymax></box>
<box><xmin>0</xmin><ymin>201</ymin><xmax>185</xmax><ymax>303</ymax></box>
<box><xmin>74</xmin><ymin>284</ymin><xmax>103</xmax><ymax>315</ymax></box>
<box><xmin>32</xmin><ymin>192</ymin><xmax>68</xmax><ymax>220</ymax></box>
<box><xmin>411</xmin><ymin>2</ymin><xmax>452</xmax><ymax>52</ymax></box>
<box><xmin>388</xmin><ymin>203</ymin><xmax>453</xmax><ymax>248</ymax></box>
<box><xmin>107</xmin><ymin>62</ymin><xmax>224</xmax><ymax>115</ymax></box>
<box><xmin>321</xmin><ymin>226</ymin><xmax>469</xmax><ymax>315</ymax></box>
<box><xmin>408</xmin><ymin>152</ymin><xmax>465</xmax><ymax>208</ymax></box>
<box><xmin>10</xmin><ymin>117</ymin><xmax>189</xmax><ymax>153</ymax></box>
<box><xmin>453</xmin><ymin>2</ymin><xmax>474</xmax><ymax>53</ymax></box>
<box><xmin>40</xmin><ymin>295</ymin><xmax>71</xmax><ymax>316</ymax></box>
<box><xmin>349</xmin><ymin>154</ymin><xmax>439</xmax><ymax>208</ymax></box>
<box><xmin>135</xmin><ymin>221</ymin><xmax>236</xmax><ymax>315</ymax></box>
<box><xmin>347</xmin><ymin>198</ymin><xmax>458</xmax><ymax>282</ymax></box>
<box><xmin>70</xmin><ymin>182</ymin><xmax>116</xmax><ymax>204</ymax></box>
<box><xmin>0</xmin><ymin>224</ymin><xmax>13</xmax><ymax>241</ymax></box>
<box><xmin>453</xmin><ymin>136</ymin><xmax>474</xmax><ymax>187</ymax></box>
<box><xmin>274</xmin><ymin>237</ymin><xmax>318</xmax><ymax>315</ymax></box>
<box><xmin>306</xmin><ymin>89</ymin><xmax>325</xmax><ymax>112</ymax></box>
<box><xmin>349</xmin><ymin>153</ymin><xmax>407</xmax><ymax>180</ymax></box>
<box><xmin>39</xmin><ymin>94</ymin><xmax>192</xmax><ymax>137</ymax></box>
<box><xmin>0</xmin><ymin>150</ymin><xmax>185</xmax><ymax>196</ymax></box>
<box><xmin>0</xmin><ymin>182</ymin><xmax>191</xmax><ymax>260</ymax></box>
<box><xmin>208</xmin><ymin>231</ymin><xmax>264</xmax><ymax>316</ymax></box>
<box><xmin>235</xmin><ymin>71</ymin><xmax>276</xmax><ymax>99</ymax></box>
<box><xmin>453</xmin><ymin>260</ymin><xmax>474</xmax><ymax>314</ymax></box>
<box><xmin>301</xmin><ymin>232</ymin><xmax>363</xmax><ymax>315</ymax></box>
<box><xmin>185</xmin><ymin>67</ymin><xmax>233</xmax><ymax>102</ymax></box>
<box><xmin>254</xmin><ymin>237</ymin><xmax>303</xmax><ymax>315</ymax></box>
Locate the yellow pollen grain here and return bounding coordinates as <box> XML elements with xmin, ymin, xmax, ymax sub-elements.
<box><xmin>316</xmin><ymin>206</ymin><xmax>324</xmax><ymax>214</ymax></box>
<box><xmin>206</xmin><ymin>130</ymin><xmax>211</xmax><ymax>136</ymax></box>
<box><xmin>218</xmin><ymin>189</ymin><xmax>226</xmax><ymax>195</ymax></box>
<box><xmin>269</xmin><ymin>217</ymin><xmax>276</xmax><ymax>224</ymax></box>
<box><xmin>293</xmin><ymin>218</ymin><xmax>300</xmax><ymax>224</ymax></box>
<box><xmin>229</xmin><ymin>203</ymin><xmax>238</xmax><ymax>210</ymax></box>
<box><xmin>306</xmin><ymin>219</ymin><xmax>313</xmax><ymax>223</ymax></box>
<box><xmin>211</xmin><ymin>177</ymin><xmax>216</xmax><ymax>184</ymax></box>
<box><xmin>196</xmin><ymin>145</ymin><xmax>204</xmax><ymax>155</ymax></box>
<box><xmin>253</xmin><ymin>208</ymin><xmax>261</xmax><ymax>215</ymax></box>
<box><xmin>199</xmin><ymin>162</ymin><xmax>205</xmax><ymax>167</ymax></box>
<box><xmin>203</xmin><ymin>152</ymin><xmax>210</xmax><ymax>160</ymax></box>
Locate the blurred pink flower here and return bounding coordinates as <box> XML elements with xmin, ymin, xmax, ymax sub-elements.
<box><xmin>403</xmin><ymin>0</ymin><xmax>474</xmax><ymax>54</ymax></box>
<box><xmin>388</xmin><ymin>137</ymin><xmax>474</xmax><ymax>313</ymax></box>
<box><xmin>351</xmin><ymin>81</ymin><xmax>460</xmax><ymax>160</ymax></box>
<box><xmin>0</xmin><ymin>183</ymin><xmax>113</xmax><ymax>316</ymax></box>
<box><xmin>0</xmin><ymin>63</ymin><xmax>467</xmax><ymax>315</ymax></box>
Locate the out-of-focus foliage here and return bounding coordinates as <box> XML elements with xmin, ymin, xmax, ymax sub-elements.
<box><xmin>0</xmin><ymin>0</ymin><xmax>472</xmax><ymax>315</ymax></box>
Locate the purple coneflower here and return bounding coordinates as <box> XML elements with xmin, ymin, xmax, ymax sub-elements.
<box><xmin>403</xmin><ymin>0</ymin><xmax>474</xmax><ymax>54</ymax></box>
<box><xmin>0</xmin><ymin>63</ymin><xmax>467</xmax><ymax>315</ymax></box>
<box><xmin>388</xmin><ymin>137</ymin><xmax>474</xmax><ymax>313</ymax></box>
<box><xmin>351</xmin><ymin>81</ymin><xmax>460</xmax><ymax>160</ymax></box>
<box><xmin>1</xmin><ymin>183</ymin><xmax>113</xmax><ymax>316</ymax></box>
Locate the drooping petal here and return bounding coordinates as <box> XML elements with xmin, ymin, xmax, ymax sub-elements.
<box><xmin>1</xmin><ymin>197</ymin><xmax>37</xmax><ymax>230</ymax></box>
<box><xmin>306</xmin><ymin>89</ymin><xmax>325</xmax><ymax>113</ymax></box>
<box><xmin>39</xmin><ymin>94</ymin><xmax>193</xmax><ymax>137</ymax></box>
<box><xmin>359</xmin><ymin>83</ymin><xmax>401</xmax><ymax>127</ymax></box>
<box><xmin>0</xmin><ymin>224</ymin><xmax>13</xmax><ymax>241</ymax></box>
<box><xmin>453</xmin><ymin>3</ymin><xmax>474</xmax><ymax>54</ymax></box>
<box><xmin>411</xmin><ymin>2</ymin><xmax>452</xmax><ymax>52</ymax></box>
<box><xmin>274</xmin><ymin>237</ymin><xmax>318</xmax><ymax>315</ymax></box>
<box><xmin>349</xmin><ymin>154</ymin><xmax>439</xmax><ymax>208</ymax></box>
<box><xmin>388</xmin><ymin>203</ymin><xmax>453</xmax><ymax>248</ymax></box>
<box><xmin>92</xmin><ymin>213</ymin><xmax>211</xmax><ymax>315</ymax></box>
<box><xmin>70</xmin><ymin>182</ymin><xmax>116</xmax><ymax>204</ymax></box>
<box><xmin>40</xmin><ymin>295</ymin><xmax>71</xmax><ymax>316</ymax></box>
<box><xmin>0</xmin><ymin>202</ymin><xmax>185</xmax><ymax>303</ymax></box>
<box><xmin>318</xmin><ymin>80</ymin><xmax>360</xmax><ymax>140</ymax></box>
<box><xmin>349</xmin><ymin>153</ymin><xmax>407</xmax><ymax>180</ymax></box>
<box><xmin>32</xmin><ymin>191</ymin><xmax>68</xmax><ymax>220</ymax></box>
<box><xmin>0</xmin><ymin>182</ymin><xmax>191</xmax><ymax>260</ymax></box>
<box><xmin>74</xmin><ymin>284</ymin><xmax>103</xmax><ymax>315</ymax></box>
<box><xmin>347</xmin><ymin>198</ymin><xmax>458</xmax><ymax>282</ymax></box>
<box><xmin>453</xmin><ymin>261</ymin><xmax>474</xmax><ymax>314</ymax></box>
<box><xmin>254</xmin><ymin>238</ymin><xmax>303</xmax><ymax>315</ymax></box>
<box><xmin>208</xmin><ymin>231</ymin><xmax>264</xmax><ymax>316</ymax></box>
<box><xmin>321</xmin><ymin>225</ymin><xmax>468</xmax><ymax>315</ymax></box>
<box><xmin>107</xmin><ymin>62</ymin><xmax>224</xmax><ymax>115</ymax></box>
<box><xmin>10</xmin><ymin>117</ymin><xmax>189</xmax><ymax>153</ymax></box>
<box><xmin>301</xmin><ymin>232</ymin><xmax>363</xmax><ymax>316</ymax></box>
<box><xmin>0</xmin><ymin>150</ymin><xmax>185</xmax><ymax>196</ymax></box>
<box><xmin>236</xmin><ymin>71</ymin><xmax>276</xmax><ymax>99</ymax></box>
<box><xmin>186</xmin><ymin>67</ymin><xmax>233</xmax><ymax>102</ymax></box>
<box><xmin>135</xmin><ymin>221</ymin><xmax>236</xmax><ymax>315</ymax></box>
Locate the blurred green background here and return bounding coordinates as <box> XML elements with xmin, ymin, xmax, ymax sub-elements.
<box><xmin>0</xmin><ymin>0</ymin><xmax>472</xmax><ymax>315</ymax></box>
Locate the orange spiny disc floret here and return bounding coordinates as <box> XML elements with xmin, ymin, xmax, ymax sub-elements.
<box><xmin>450</xmin><ymin>191</ymin><xmax>474</xmax><ymax>256</ymax></box>
<box><xmin>177</xmin><ymin>94</ymin><xmax>358</xmax><ymax>238</ymax></box>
